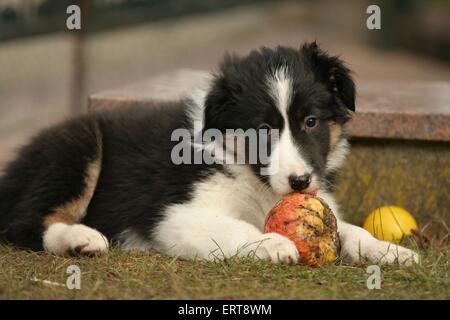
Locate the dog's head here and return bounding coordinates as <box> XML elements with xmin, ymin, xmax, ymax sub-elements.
<box><xmin>202</xmin><ymin>43</ymin><xmax>355</xmax><ymax>195</ymax></box>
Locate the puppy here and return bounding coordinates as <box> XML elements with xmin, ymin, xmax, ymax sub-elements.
<box><xmin>0</xmin><ymin>43</ymin><xmax>418</xmax><ymax>265</ymax></box>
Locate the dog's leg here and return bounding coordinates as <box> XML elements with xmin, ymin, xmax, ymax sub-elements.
<box><xmin>318</xmin><ymin>191</ymin><xmax>419</xmax><ymax>265</ymax></box>
<box><xmin>153</xmin><ymin>206</ymin><xmax>299</xmax><ymax>263</ymax></box>
<box><xmin>0</xmin><ymin>119</ymin><xmax>109</xmax><ymax>255</ymax></box>
<box><xmin>42</xmin><ymin>157</ymin><xmax>108</xmax><ymax>256</ymax></box>
<box><xmin>337</xmin><ymin>221</ymin><xmax>419</xmax><ymax>265</ymax></box>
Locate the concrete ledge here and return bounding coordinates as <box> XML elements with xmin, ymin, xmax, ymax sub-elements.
<box><xmin>355</xmin><ymin>82</ymin><xmax>450</xmax><ymax>141</ymax></box>
<box><xmin>88</xmin><ymin>69</ymin><xmax>211</xmax><ymax>109</ymax></box>
<box><xmin>89</xmin><ymin>69</ymin><xmax>450</xmax><ymax>142</ymax></box>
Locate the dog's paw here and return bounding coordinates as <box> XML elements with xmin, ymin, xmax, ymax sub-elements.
<box><xmin>252</xmin><ymin>232</ymin><xmax>299</xmax><ymax>264</ymax></box>
<box><xmin>65</xmin><ymin>224</ymin><xmax>109</xmax><ymax>256</ymax></box>
<box><xmin>366</xmin><ymin>240</ymin><xmax>419</xmax><ymax>266</ymax></box>
<box><xmin>44</xmin><ymin>223</ymin><xmax>109</xmax><ymax>256</ymax></box>
<box><xmin>338</xmin><ymin>223</ymin><xmax>419</xmax><ymax>266</ymax></box>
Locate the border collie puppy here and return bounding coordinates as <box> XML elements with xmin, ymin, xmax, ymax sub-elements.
<box><xmin>0</xmin><ymin>43</ymin><xmax>418</xmax><ymax>265</ymax></box>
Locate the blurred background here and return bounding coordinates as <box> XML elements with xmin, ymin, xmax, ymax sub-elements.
<box><xmin>0</xmin><ymin>0</ymin><xmax>449</xmax><ymax>235</ymax></box>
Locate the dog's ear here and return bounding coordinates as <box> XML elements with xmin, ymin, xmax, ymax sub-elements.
<box><xmin>204</xmin><ymin>54</ymin><xmax>242</xmax><ymax>131</ymax></box>
<box><xmin>301</xmin><ymin>42</ymin><xmax>356</xmax><ymax>112</ymax></box>
<box><xmin>204</xmin><ymin>77</ymin><xmax>232</xmax><ymax>132</ymax></box>
<box><xmin>329</xmin><ymin>63</ymin><xmax>355</xmax><ymax>112</ymax></box>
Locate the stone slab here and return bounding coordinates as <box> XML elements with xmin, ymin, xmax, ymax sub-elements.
<box><xmin>89</xmin><ymin>69</ymin><xmax>450</xmax><ymax>142</ymax></box>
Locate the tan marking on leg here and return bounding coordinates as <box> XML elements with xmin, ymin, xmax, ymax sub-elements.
<box><xmin>329</xmin><ymin>122</ymin><xmax>343</xmax><ymax>149</ymax></box>
<box><xmin>43</xmin><ymin>126</ymin><xmax>103</xmax><ymax>228</ymax></box>
<box><xmin>43</xmin><ymin>158</ymin><xmax>101</xmax><ymax>228</ymax></box>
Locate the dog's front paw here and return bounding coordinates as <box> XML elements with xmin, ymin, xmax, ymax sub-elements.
<box><xmin>338</xmin><ymin>222</ymin><xmax>419</xmax><ymax>266</ymax></box>
<box><xmin>366</xmin><ymin>240</ymin><xmax>419</xmax><ymax>266</ymax></box>
<box><xmin>252</xmin><ymin>232</ymin><xmax>299</xmax><ymax>264</ymax></box>
<box><xmin>341</xmin><ymin>239</ymin><xmax>419</xmax><ymax>266</ymax></box>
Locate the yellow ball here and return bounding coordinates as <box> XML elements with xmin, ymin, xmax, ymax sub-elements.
<box><xmin>363</xmin><ymin>206</ymin><xmax>418</xmax><ymax>243</ymax></box>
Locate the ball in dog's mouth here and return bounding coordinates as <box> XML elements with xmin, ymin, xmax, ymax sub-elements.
<box><xmin>264</xmin><ymin>193</ymin><xmax>340</xmax><ymax>266</ymax></box>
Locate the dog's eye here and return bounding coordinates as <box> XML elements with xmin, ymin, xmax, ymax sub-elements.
<box><xmin>304</xmin><ymin>116</ymin><xmax>318</xmax><ymax>129</ymax></box>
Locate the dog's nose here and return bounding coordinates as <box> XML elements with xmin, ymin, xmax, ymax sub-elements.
<box><xmin>288</xmin><ymin>174</ymin><xmax>311</xmax><ymax>191</ymax></box>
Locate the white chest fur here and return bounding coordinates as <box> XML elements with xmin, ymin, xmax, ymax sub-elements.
<box><xmin>188</xmin><ymin>165</ymin><xmax>281</xmax><ymax>231</ymax></box>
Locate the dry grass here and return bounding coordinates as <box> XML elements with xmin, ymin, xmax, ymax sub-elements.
<box><xmin>0</xmin><ymin>238</ymin><xmax>448</xmax><ymax>300</ymax></box>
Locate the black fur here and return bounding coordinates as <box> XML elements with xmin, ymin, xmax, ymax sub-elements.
<box><xmin>0</xmin><ymin>103</ymin><xmax>218</xmax><ymax>249</ymax></box>
<box><xmin>0</xmin><ymin>116</ymin><xmax>100</xmax><ymax>249</ymax></box>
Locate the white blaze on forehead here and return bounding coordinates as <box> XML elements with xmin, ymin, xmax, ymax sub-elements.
<box><xmin>267</xmin><ymin>67</ymin><xmax>293</xmax><ymax>116</ymax></box>
<box><xmin>266</xmin><ymin>67</ymin><xmax>313</xmax><ymax>194</ymax></box>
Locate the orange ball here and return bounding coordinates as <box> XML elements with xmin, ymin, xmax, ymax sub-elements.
<box><xmin>264</xmin><ymin>193</ymin><xmax>340</xmax><ymax>266</ymax></box>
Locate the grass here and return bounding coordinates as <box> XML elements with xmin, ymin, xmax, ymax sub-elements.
<box><xmin>0</xmin><ymin>240</ymin><xmax>449</xmax><ymax>299</ymax></box>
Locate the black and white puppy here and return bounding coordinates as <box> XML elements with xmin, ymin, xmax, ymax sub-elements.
<box><xmin>0</xmin><ymin>43</ymin><xmax>418</xmax><ymax>265</ymax></box>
